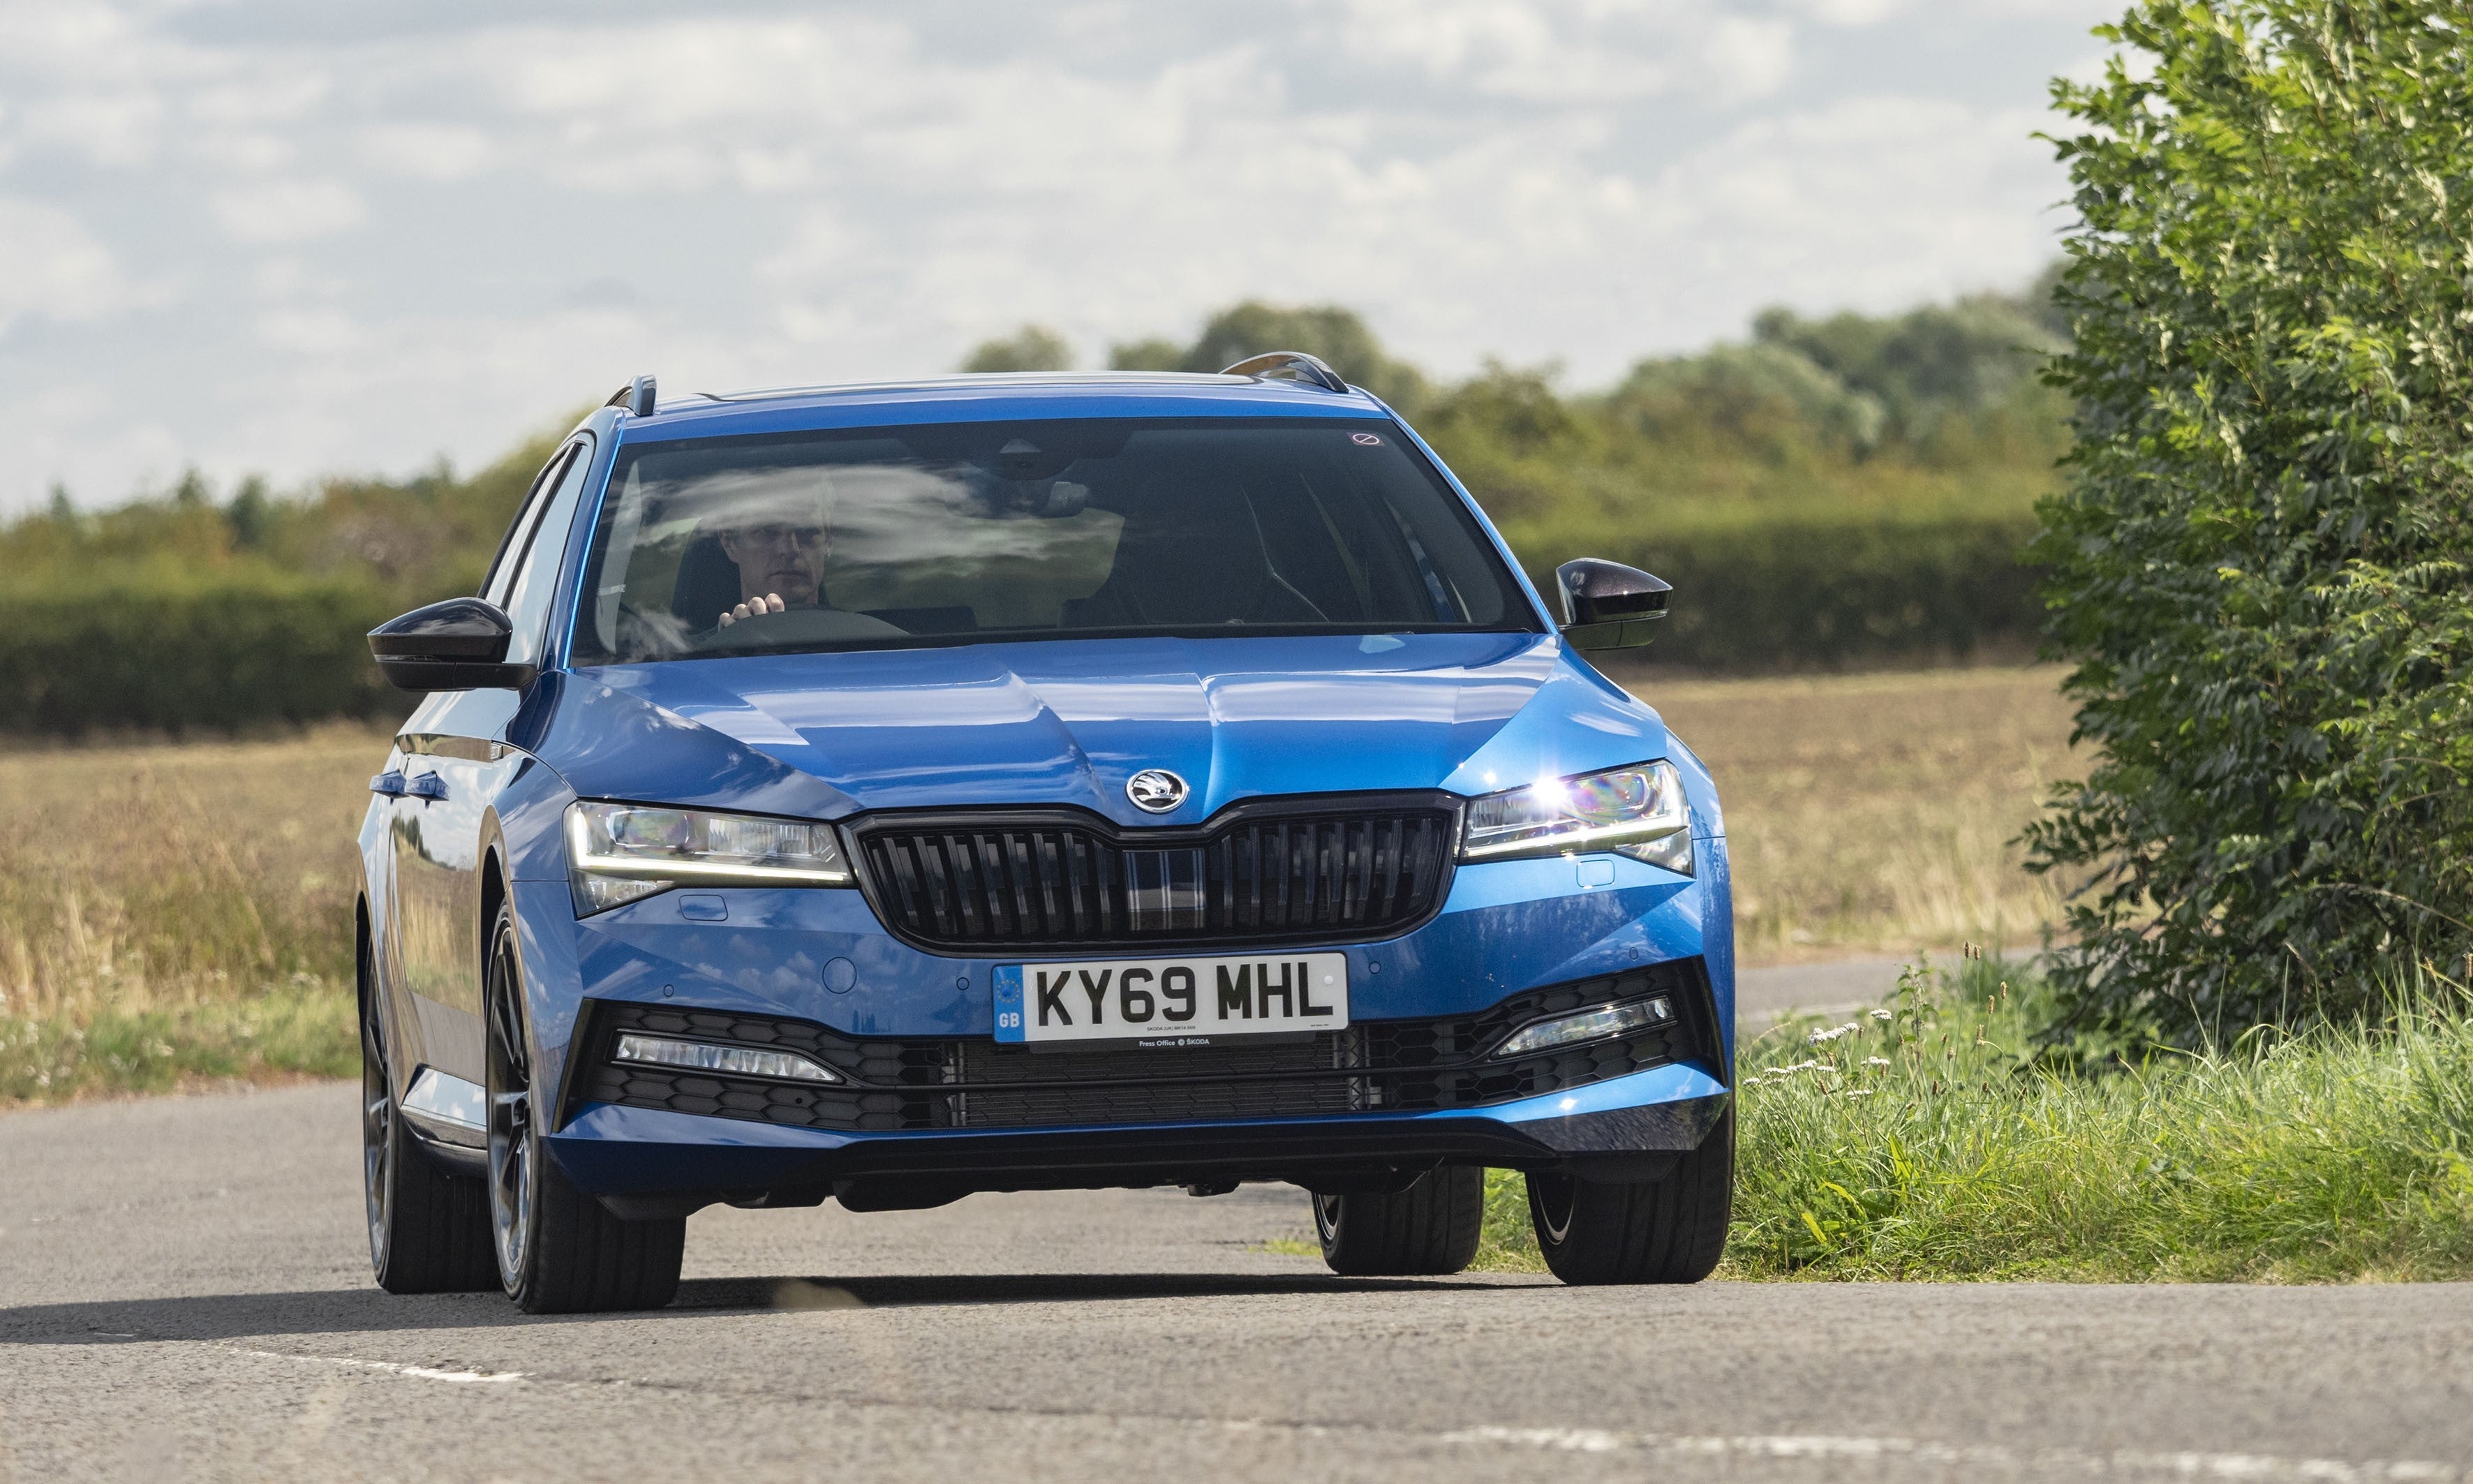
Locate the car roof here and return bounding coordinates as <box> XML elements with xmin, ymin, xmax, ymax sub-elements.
<box><xmin>612</xmin><ymin>371</ymin><xmax>1395</xmax><ymax>445</ymax></box>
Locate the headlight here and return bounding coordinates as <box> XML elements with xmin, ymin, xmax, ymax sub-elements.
<box><xmin>1458</xmin><ymin>760</ymin><xmax>1693</xmax><ymax>874</ymax></box>
<box><xmin>565</xmin><ymin>800</ymin><xmax>853</xmax><ymax>915</ymax></box>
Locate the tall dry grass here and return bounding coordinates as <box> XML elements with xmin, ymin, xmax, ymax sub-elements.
<box><xmin>0</xmin><ymin>724</ymin><xmax>387</xmax><ymax>1099</ymax></box>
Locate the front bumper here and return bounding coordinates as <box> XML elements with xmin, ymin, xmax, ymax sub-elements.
<box><xmin>514</xmin><ymin>837</ymin><xmax>1737</xmax><ymax>1210</ymax></box>
<box><xmin>550</xmin><ymin>1066</ymin><xmax>1730</xmax><ymax>1214</ymax></box>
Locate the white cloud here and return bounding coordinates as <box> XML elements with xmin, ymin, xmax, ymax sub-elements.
<box><xmin>0</xmin><ymin>1</ymin><xmax>2113</xmax><ymax>513</ymax></box>
<box><xmin>0</xmin><ymin>198</ymin><xmax>140</xmax><ymax>334</ymax></box>
<box><xmin>210</xmin><ymin>179</ymin><xmax>368</xmax><ymax>244</ymax></box>
<box><xmin>357</xmin><ymin>122</ymin><xmax>496</xmax><ymax>181</ymax></box>
<box><xmin>1318</xmin><ymin>0</ymin><xmax>1794</xmax><ymax>103</ymax></box>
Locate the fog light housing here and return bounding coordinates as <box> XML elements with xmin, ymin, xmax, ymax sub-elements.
<box><xmin>613</xmin><ymin>1033</ymin><xmax>841</xmax><ymax>1085</ymax></box>
<box><xmin>1492</xmin><ymin>997</ymin><xmax>1672</xmax><ymax>1059</ymax></box>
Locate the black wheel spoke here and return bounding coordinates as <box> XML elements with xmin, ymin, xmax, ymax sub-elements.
<box><xmin>486</xmin><ymin>919</ymin><xmax>535</xmax><ymax>1288</ymax></box>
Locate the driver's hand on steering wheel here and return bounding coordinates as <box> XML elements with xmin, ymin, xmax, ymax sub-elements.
<box><xmin>718</xmin><ymin>593</ymin><xmax>787</xmax><ymax>627</ymax></box>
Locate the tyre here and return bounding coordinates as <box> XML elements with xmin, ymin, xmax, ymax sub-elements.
<box><xmin>362</xmin><ymin>930</ymin><xmax>495</xmax><ymax>1293</ymax></box>
<box><xmin>1527</xmin><ymin>1108</ymin><xmax>1734</xmax><ymax>1285</ymax></box>
<box><xmin>1313</xmin><ymin>1166</ymin><xmax>1484</xmax><ymax>1276</ymax></box>
<box><xmin>484</xmin><ymin>903</ymin><xmax>685</xmax><ymax>1313</ymax></box>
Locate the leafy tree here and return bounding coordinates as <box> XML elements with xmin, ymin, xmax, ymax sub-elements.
<box><xmin>225</xmin><ymin>476</ymin><xmax>273</xmax><ymax>550</ymax></box>
<box><xmin>1612</xmin><ymin>342</ymin><xmax>1886</xmax><ymax>464</ymax></box>
<box><xmin>1106</xmin><ymin>336</ymin><xmax>1184</xmax><ymax>371</ymax></box>
<box><xmin>960</xmin><ymin>324</ymin><xmax>1074</xmax><ymax>373</ymax></box>
<box><xmin>1115</xmin><ymin>300</ymin><xmax>1431</xmax><ymax>413</ymax></box>
<box><xmin>2028</xmin><ymin>0</ymin><xmax>2473</xmax><ymax>1041</ymax></box>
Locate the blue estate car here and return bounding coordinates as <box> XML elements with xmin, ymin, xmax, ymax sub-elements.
<box><xmin>356</xmin><ymin>354</ymin><xmax>1734</xmax><ymax>1312</ymax></box>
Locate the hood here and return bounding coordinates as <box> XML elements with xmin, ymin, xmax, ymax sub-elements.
<box><xmin>534</xmin><ymin>633</ymin><xmax>1670</xmax><ymax>825</ymax></box>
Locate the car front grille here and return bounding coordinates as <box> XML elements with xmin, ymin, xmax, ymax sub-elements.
<box><xmin>845</xmin><ymin>794</ymin><xmax>1458</xmax><ymax>953</ymax></box>
<box><xmin>573</xmin><ymin>958</ymin><xmax>1711</xmax><ymax>1136</ymax></box>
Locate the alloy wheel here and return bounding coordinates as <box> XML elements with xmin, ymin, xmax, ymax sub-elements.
<box><xmin>485</xmin><ymin>929</ymin><xmax>535</xmax><ymax>1287</ymax></box>
<box><xmin>360</xmin><ymin>987</ymin><xmax>393</xmax><ymax>1272</ymax></box>
<box><xmin>1529</xmin><ymin>1173</ymin><xmax>1579</xmax><ymax>1245</ymax></box>
<box><xmin>1312</xmin><ymin>1192</ymin><xmax>1343</xmax><ymax>1246</ymax></box>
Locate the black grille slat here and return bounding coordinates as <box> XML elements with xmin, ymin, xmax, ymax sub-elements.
<box><xmin>851</xmin><ymin>795</ymin><xmax>1457</xmax><ymax>953</ymax></box>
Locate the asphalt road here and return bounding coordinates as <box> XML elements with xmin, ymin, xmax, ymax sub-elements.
<box><xmin>8</xmin><ymin>1082</ymin><xmax>2473</xmax><ymax>1483</ymax></box>
<box><xmin>1735</xmin><ymin>955</ymin><xmax>1913</xmax><ymax>1026</ymax></box>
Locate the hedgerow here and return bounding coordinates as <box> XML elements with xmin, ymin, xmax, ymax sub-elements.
<box><xmin>2028</xmin><ymin>0</ymin><xmax>2473</xmax><ymax>1039</ymax></box>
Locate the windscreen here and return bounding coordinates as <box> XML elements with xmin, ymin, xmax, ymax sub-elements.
<box><xmin>569</xmin><ymin>417</ymin><xmax>1536</xmax><ymax>664</ymax></box>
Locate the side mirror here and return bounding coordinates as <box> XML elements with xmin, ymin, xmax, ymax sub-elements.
<box><xmin>1554</xmin><ymin>558</ymin><xmax>1671</xmax><ymax>652</ymax></box>
<box><xmin>369</xmin><ymin>598</ymin><xmax>536</xmax><ymax>692</ymax></box>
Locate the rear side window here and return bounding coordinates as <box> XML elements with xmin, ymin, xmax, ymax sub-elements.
<box><xmin>570</xmin><ymin>417</ymin><xmax>1536</xmax><ymax>665</ymax></box>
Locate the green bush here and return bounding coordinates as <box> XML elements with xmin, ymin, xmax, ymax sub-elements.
<box><xmin>2028</xmin><ymin>0</ymin><xmax>2473</xmax><ymax>1040</ymax></box>
<box><xmin>0</xmin><ymin>572</ymin><xmax>401</xmax><ymax>734</ymax></box>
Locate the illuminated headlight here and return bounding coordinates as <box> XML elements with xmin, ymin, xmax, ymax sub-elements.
<box><xmin>566</xmin><ymin>801</ymin><xmax>853</xmax><ymax>915</ymax></box>
<box><xmin>613</xmin><ymin>1032</ymin><xmax>841</xmax><ymax>1084</ymax></box>
<box><xmin>1459</xmin><ymin>760</ymin><xmax>1693</xmax><ymax>873</ymax></box>
<box><xmin>1493</xmin><ymin>997</ymin><xmax>1672</xmax><ymax>1059</ymax></box>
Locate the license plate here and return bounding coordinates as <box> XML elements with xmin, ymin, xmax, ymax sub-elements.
<box><xmin>993</xmin><ymin>953</ymin><xmax>1350</xmax><ymax>1047</ymax></box>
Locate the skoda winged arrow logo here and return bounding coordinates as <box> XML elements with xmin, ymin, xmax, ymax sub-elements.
<box><xmin>1125</xmin><ymin>769</ymin><xmax>1189</xmax><ymax>813</ymax></box>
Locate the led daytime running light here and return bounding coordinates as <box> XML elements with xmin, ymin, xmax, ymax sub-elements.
<box><xmin>1459</xmin><ymin>761</ymin><xmax>1690</xmax><ymax>865</ymax></box>
<box><xmin>567</xmin><ymin>801</ymin><xmax>853</xmax><ymax>889</ymax></box>
<box><xmin>1492</xmin><ymin>997</ymin><xmax>1672</xmax><ymax>1059</ymax></box>
<box><xmin>613</xmin><ymin>1033</ymin><xmax>841</xmax><ymax>1085</ymax></box>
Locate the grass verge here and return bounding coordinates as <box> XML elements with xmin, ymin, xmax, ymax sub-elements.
<box><xmin>0</xmin><ymin>981</ymin><xmax>355</xmax><ymax>1102</ymax></box>
<box><xmin>1471</xmin><ymin>957</ymin><xmax>2473</xmax><ymax>1281</ymax></box>
<box><xmin>0</xmin><ymin>723</ymin><xmax>381</xmax><ymax>1108</ymax></box>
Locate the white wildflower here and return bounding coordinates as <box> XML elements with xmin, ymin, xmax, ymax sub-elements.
<box><xmin>1758</xmin><ymin>1060</ymin><xmax>1813</xmax><ymax>1081</ymax></box>
<box><xmin>1808</xmin><ymin>1021</ymin><xmax>1861</xmax><ymax>1044</ymax></box>
<box><xmin>1869</xmin><ymin>1008</ymin><xmax>1894</xmax><ymax>1021</ymax></box>
<box><xmin>1843</xmin><ymin>1089</ymin><xmax>1875</xmax><ymax>1097</ymax></box>
<box><xmin>1863</xmin><ymin>1057</ymin><xmax>1892</xmax><ymax>1067</ymax></box>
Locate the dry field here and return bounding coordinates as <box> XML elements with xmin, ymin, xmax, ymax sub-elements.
<box><xmin>1639</xmin><ymin>665</ymin><xmax>2080</xmax><ymax>961</ymax></box>
<box><xmin>0</xmin><ymin>722</ymin><xmax>389</xmax><ymax>1099</ymax></box>
<box><xmin>0</xmin><ymin>666</ymin><xmax>2081</xmax><ymax>1102</ymax></box>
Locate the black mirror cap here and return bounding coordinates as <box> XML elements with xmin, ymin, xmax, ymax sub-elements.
<box><xmin>368</xmin><ymin>598</ymin><xmax>536</xmax><ymax>692</ymax></box>
<box><xmin>1555</xmin><ymin>558</ymin><xmax>1670</xmax><ymax>652</ymax></box>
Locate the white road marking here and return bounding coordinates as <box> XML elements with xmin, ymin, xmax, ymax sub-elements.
<box><xmin>1439</xmin><ymin>1424</ymin><xmax>2461</xmax><ymax>1481</ymax></box>
<box><xmin>159</xmin><ymin>1340</ymin><xmax>2464</xmax><ymax>1477</ymax></box>
<box><xmin>222</xmin><ymin>1344</ymin><xmax>523</xmax><ymax>1385</ymax></box>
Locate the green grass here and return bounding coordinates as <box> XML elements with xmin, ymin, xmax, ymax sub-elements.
<box><xmin>0</xmin><ymin>981</ymin><xmax>355</xmax><ymax>1102</ymax></box>
<box><xmin>1465</xmin><ymin>958</ymin><xmax>2473</xmax><ymax>1282</ymax></box>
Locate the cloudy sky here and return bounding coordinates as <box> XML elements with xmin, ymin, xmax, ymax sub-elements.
<box><xmin>0</xmin><ymin>0</ymin><xmax>2114</xmax><ymax>514</ymax></box>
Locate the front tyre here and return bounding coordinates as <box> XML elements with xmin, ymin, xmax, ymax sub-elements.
<box><xmin>363</xmin><ymin>933</ymin><xmax>493</xmax><ymax>1293</ymax></box>
<box><xmin>1313</xmin><ymin>1166</ymin><xmax>1483</xmax><ymax>1276</ymax></box>
<box><xmin>484</xmin><ymin>903</ymin><xmax>684</xmax><ymax>1313</ymax></box>
<box><xmin>1527</xmin><ymin>1108</ymin><xmax>1734</xmax><ymax>1286</ymax></box>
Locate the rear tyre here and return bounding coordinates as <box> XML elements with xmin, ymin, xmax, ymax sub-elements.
<box><xmin>362</xmin><ymin>931</ymin><xmax>493</xmax><ymax>1294</ymax></box>
<box><xmin>1527</xmin><ymin>1108</ymin><xmax>1734</xmax><ymax>1286</ymax></box>
<box><xmin>484</xmin><ymin>903</ymin><xmax>685</xmax><ymax>1314</ymax></box>
<box><xmin>1313</xmin><ymin>1166</ymin><xmax>1484</xmax><ymax>1276</ymax></box>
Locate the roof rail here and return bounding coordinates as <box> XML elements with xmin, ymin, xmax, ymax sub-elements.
<box><xmin>1219</xmin><ymin>351</ymin><xmax>1349</xmax><ymax>394</ymax></box>
<box><xmin>604</xmin><ymin>375</ymin><xmax>657</xmax><ymax>417</ymax></box>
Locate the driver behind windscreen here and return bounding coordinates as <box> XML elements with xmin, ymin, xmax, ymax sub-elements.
<box><xmin>713</xmin><ymin>485</ymin><xmax>832</xmax><ymax>628</ymax></box>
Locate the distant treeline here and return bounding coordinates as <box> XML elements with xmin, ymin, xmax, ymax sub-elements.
<box><xmin>0</xmin><ymin>280</ymin><xmax>2065</xmax><ymax>732</ymax></box>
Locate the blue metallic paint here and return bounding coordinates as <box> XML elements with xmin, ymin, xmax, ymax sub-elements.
<box><xmin>356</xmin><ymin>376</ymin><xmax>1735</xmax><ymax>1204</ymax></box>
